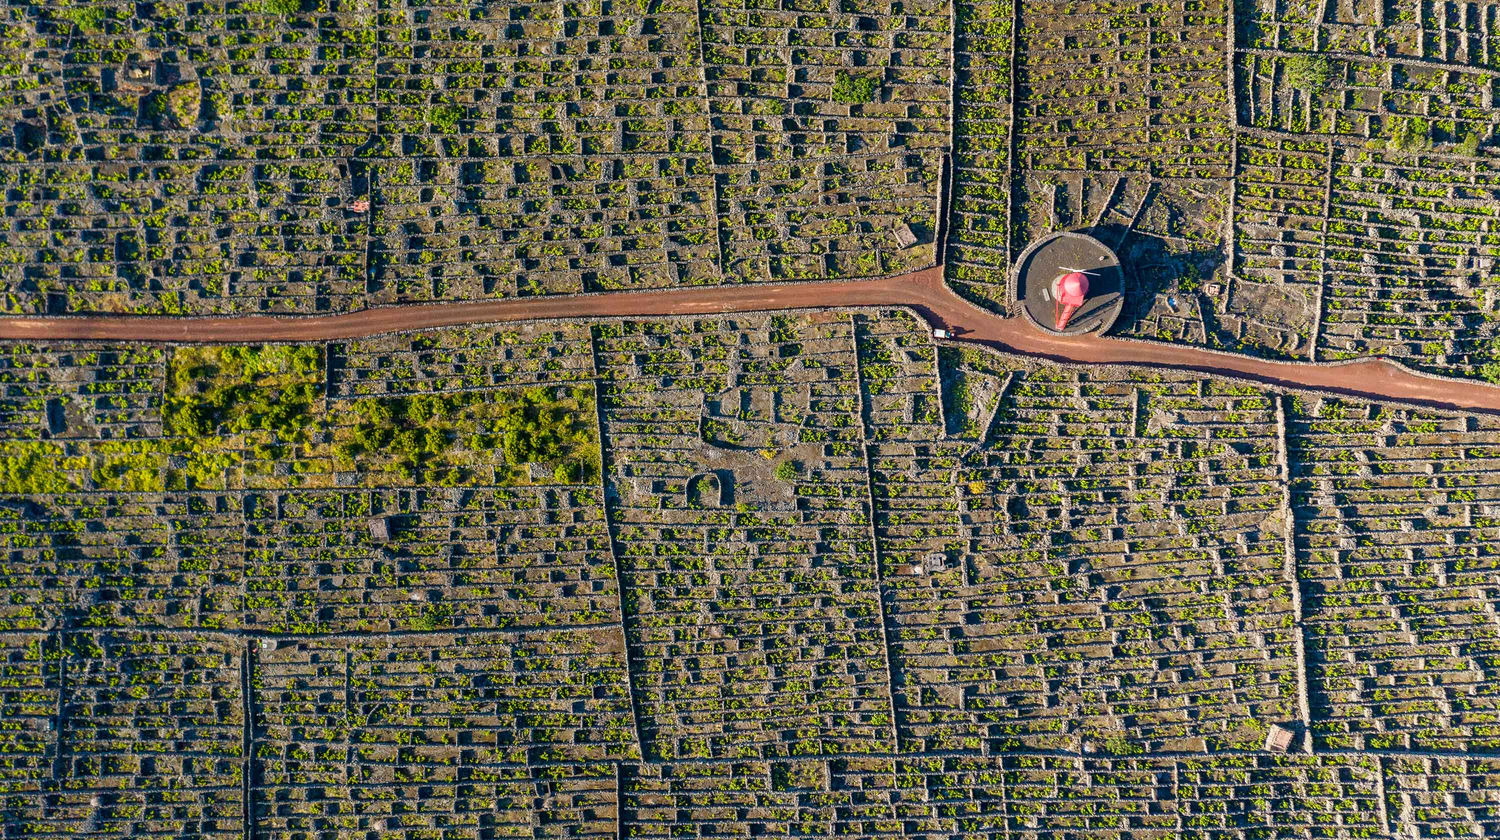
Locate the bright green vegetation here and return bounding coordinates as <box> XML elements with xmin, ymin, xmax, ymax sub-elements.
<box><xmin>0</xmin><ymin>442</ymin><xmax>77</xmax><ymax>494</ymax></box>
<box><xmin>0</xmin><ymin>440</ymin><xmax>173</xmax><ymax>494</ymax></box>
<box><xmin>774</xmin><ymin>460</ymin><xmax>800</xmax><ymax>481</ymax></box>
<box><xmin>429</xmin><ymin>103</ymin><xmax>465</xmax><ymax>134</ymax></box>
<box><xmin>1284</xmin><ymin>53</ymin><xmax>1334</xmax><ymax>95</ymax></box>
<box><xmin>58</xmin><ymin>6</ymin><xmax>108</xmax><ymax>31</ymax></box>
<box><xmin>1384</xmin><ymin>116</ymin><xmax>1433</xmax><ymax>153</ymax></box>
<box><xmin>152</xmin><ymin>345</ymin><xmax>600</xmax><ymax>488</ymax></box>
<box><xmin>337</xmin><ymin>386</ymin><xmax>598</xmax><ymax>485</ymax></box>
<box><xmin>1479</xmin><ymin>356</ymin><xmax>1500</xmax><ymax>384</ymax></box>
<box><xmin>165</xmin><ymin>83</ymin><xmax>200</xmax><ymax>128</ymax></box>
<box><xmin>831</xmin><ymin>71</ymin><xmax>881</xmax><ymax>105</ymax></box>
<box><xmin>166</xmin><ymin>345</ymin><xmax>322</xmax><ymax>441</ymax></box>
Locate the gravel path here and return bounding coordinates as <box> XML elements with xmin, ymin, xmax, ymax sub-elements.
<box><xmin>4</xmin><ymin>266</ymin><xmax>1498</xmax><ymax>413</ymax></box>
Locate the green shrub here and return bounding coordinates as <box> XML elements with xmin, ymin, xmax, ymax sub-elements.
<box><xmin>1385</xmin><ymin>116</ymin><xmax>1432</xmax><ymax>153</ymax></box>
<box><xmin>166</xmin><ymin>345</ymin><xmax>596</xmax><ymax>487</ymax></box>
<box><xmin>775</xmin><ymin>460</ymin><xmax>800</xmax><ymax>481</ymax></box>
<box><xmin>832</xmin><ymin>71</ymin><xmax>881</xmax><ymax>105</ymax></box>
<box><xmin>429</xmin><ymin>103</ymin><xmax>465</xmax><ymax>133</ymax></box>
<box><xmin>60</xmin><ymin>6</ymin><xmax>108</xmax><ymax>31</ymax></box>
<box><xmin>1480</xmin><ymin>360</ymin><xmax>1500</xmax><ymax>384</ymax></box>
<box><xmin>258</xmin><ymin>0</ymin><xmax>301</xmax><ymax>13</ymax></box>
<box><xmin>91</xmin><ymin>450</ymin><xmax>164</xmax><ymax>492</ymax></box>
<box><xmin>400</xmin><ymin>603</ymin><xmax>452</xmax><ymax>632</ymax></box>
<box><xmin>165</xmin><ymin>345</ymin><xmax>322</xmax><ymax>440</ymax></box>
<box><xmin>1284</xmin><ymin>54</ymin><xmax>1334</xmax><ymax>95</ymax></box>
<box><xmin>1458</xmin><ymin>132</ymin><xmax>1484</xmax><ymax>156</ymax></box>
<box><xmin>341</xmin><ymin>385</ymin><xmax>597</xmax><ymax>485</ymax></box>
<box><xmin>0</xmin><ymin>443</ymin><xmax>73</xmax><ymax>493</ymax></box>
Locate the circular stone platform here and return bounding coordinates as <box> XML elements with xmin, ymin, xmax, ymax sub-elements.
<box><xmin>1012</xmin><ymin>231</ymin><xmax>1124</xmax><ymax>335</ymax></box>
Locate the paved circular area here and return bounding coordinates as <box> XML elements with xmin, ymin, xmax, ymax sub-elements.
<box><xmin>1013</xmin><ymin>231</ymin><xmax>1124</xmax><ymax>335</ymax></box>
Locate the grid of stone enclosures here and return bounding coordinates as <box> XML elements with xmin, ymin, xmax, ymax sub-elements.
<box><xmin>1288</xmin><ymin>396</ymin><xmax>1500</xmax><ymax>754</ymax></box>
<box><xmin>0</xmin><ymin>0</ymin><xmax>943</xmax><ymax>316</ymax></box>
<box><xmin>0</xmin><ymin>344</ymin><xmax>164</xmax><ymax>442</ymax></box>
<box><xmin>1016</xmin><ymin>0</ymin><xmax>1233</xmax><ymax>179</ymax></box>
<box><xmin>621</xmin><ymin>753</ymin><xmax>1385</xmax><ymax>837</ymax></box>
<box><xmin>4</xmin><ymin>0</ymin><xmax>1500</xmax><ymax>833</ymax></box>
<box><xmin>4</xmin><ymin>0</ymin><xmax>1500</xmax><ymax>399</ymax></box>
<box><xmin>890</xmin><ymin>349</ymin><xmax>1304</xmax><ymax>759</ymax></box>
<box><xmin>253</xmin><ymin>633</ymin><xmax>631</xmax><ymax>838</ymax></box>
<box><xmin>9</xmin><ymin>315</ymin><xmax>1500</xmax><ymax>834</ymax></box>
<box><xmin>1235</xmin><ymin>0</ymin><xmax>1499</xmax><ymax>139</ymax></box>
<box><xmin>243</xmin><ymin>485</ymin><xmax>620</xmax><ymax>634</ymax></box>
<box><xmin>592</xmin><ymin>313</ymin><xmax>898</xmax><ymax>761</ymax></box>
<box><xmin>1321</xmin><ymin>148</ymin><xmax>1500</xmax><ymax>373</ymax></box>
<box><xmin>1229</xmin><ymin>135</ymin><xmax>1325</xmax><ymax>358</ymax></box>
<box><xmin>1237</xmin><ymin>53</ymin><xmax>1497</xmax><ymax>141</ymax></box>
<box><xmin>1232</xmin><ymin>137</ymin><xmax>1500</xmax><ymax>374</ymax></box>
<box><xmin>329</xmin><ymin>324</ymin><xmax>597</xmax><ymax>398</ymax></box>
<box><xmin>946</xmin><ymin>0</ymin><xmax>1234</xmax><ymax>309</ymax></box>
<box><xmin>0</xmin><ymin>632</ymin><xmax>244</xmax><ymax>839</ymax></box>
<box><xmin>944</xmin><ymin>0</ymin><xmax>1017</xmax><ymax>298</ymax></box>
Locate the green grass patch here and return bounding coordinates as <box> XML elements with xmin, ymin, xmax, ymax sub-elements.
<box><xmin>158</xmin><ymin>345</ymin><xmax>597</xmax><ymax>489</ymax></box>
<box><xmin>0</xmin><ymin>443</ymin><xmax>81</xmax><ymax>494</ymax></box>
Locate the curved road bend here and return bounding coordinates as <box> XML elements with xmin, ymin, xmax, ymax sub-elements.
<box><xmin>3</xmin><ymin>266</ymin><xmax>1499</xmax><ymax>415</ymax></box>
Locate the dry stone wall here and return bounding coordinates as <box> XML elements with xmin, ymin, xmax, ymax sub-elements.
<box><xmin>895</xmin><ymin>349</ymin><xmax>1302</xmax><ymax>758</ymax></box>
<box><xmin>4</xmin><ymin>318</ymin><xmax>1500</xmax><ymax>835</ymax></box>
<box><xmin>593</xmin><ymin>314</ymin><xmax>897</xmax><ymax>761</ymax></box>
<box><xmin>0</xmin><ymin>0</ymin><xmax>943</xmax><ymax>316</ymax></box>
<box><xmin>1288</xmin><ymin>396</ymin><xmax>1500</xmax><ymax>753</ymax></box>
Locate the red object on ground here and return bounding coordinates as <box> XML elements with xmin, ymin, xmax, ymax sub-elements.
<box><xmin>1053</xmin><ymin>271</ymin><xmax>1089</xmax><ymax>330</ymax></box>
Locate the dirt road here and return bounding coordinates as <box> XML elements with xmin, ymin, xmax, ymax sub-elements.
<box><xmin>4</xmin><ymin>266</ymin><xmax>1498</xmax><ymax>414</ymax></box>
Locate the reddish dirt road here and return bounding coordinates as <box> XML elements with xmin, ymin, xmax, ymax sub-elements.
<box><xmin>4</xmin><ymin>266</ymin><xmax>1499</xmax><ymax>414</ymax></box>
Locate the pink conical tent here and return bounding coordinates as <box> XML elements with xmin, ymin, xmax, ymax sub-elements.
<box><xmin>1053</xmin><ymin>271</ymin><xmax>1089</xmax><ymax>330</ymax></box>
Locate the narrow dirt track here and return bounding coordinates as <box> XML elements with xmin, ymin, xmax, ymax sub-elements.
<box><xmin>4</xmin><ymin>266</ymin><xmax>1499</xmax><ymax>414</ymax></box>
